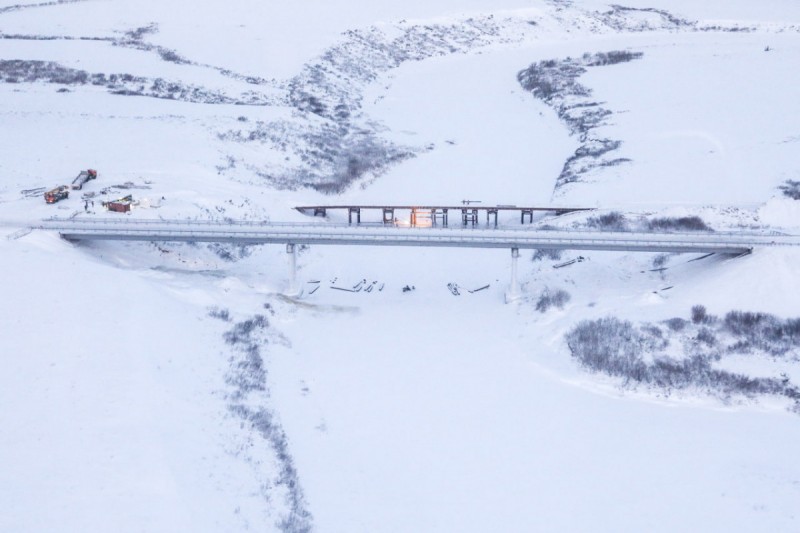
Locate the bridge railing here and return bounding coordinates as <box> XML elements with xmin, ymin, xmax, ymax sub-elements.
<box><xmin>40</xmin><ymin>222</ymin><xmax>796</xmax><ymax>252</ymax></box>
<box><xmin>40</xmin><ymin>216</ymin><xmax>792</xmax><ymax>239</ymax></box>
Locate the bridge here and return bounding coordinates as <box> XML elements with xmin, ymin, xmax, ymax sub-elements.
<box><xmin>36</xmin><ymin>218</ymin><xmax>800</xmax><ymax>302</ymax></box>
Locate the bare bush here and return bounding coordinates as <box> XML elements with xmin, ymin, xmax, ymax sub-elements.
<box><xmin>226</xmin><ymin>344</ymin><xmax>267</xmax><ymax>393</ymax></box>
<box><xmin>222</xmin><ymin>314</ymin><xmax>314</xmax><ymax>529</ymax></box>
<box><xmin>565</xmin><ymin>317</ymin><xmax>649</xmax><ymax>382</ymax></box>
<box><xmin>535</xmin><ymin>288</ymin><xmax>571</xmax><ymax>312</ymax></box>
<box><xmin>601</xmin><ymin>5</ymin><xmax>693</xmax><ymax>30</ymax></box>
<box><xmin>664</xmin><ymin>317</ymin><xmax>688</xmax><ymax>332</ymax></box>
<box><xmin>208</xmin><ymin>306</ymin><xmax>231</xmax><ymax>322</ymax></box>
<box><xmin>223</xmin><ymin>316</ymin><xmax>268</xmax><ymax>394</ymax></box>
<box><xmin>517</xmin><ymin>51</ymin><xmax>642</xmax><ymax>191</ymax></box>
<box><xmin>779</xmin><ymin>180</ymin><xmax>800</xmax><ymax>200</ymax></box>
<box><xmin>691</xmin><ymin>305</ymin><xmax>707</xmax><ymax>324</ymax></box>
<box><xmin>123</xmin><ymin>23</ymin><xmax>158</xmax><ymax>41</ymax></box>
<box><xmin>0</xmin><ymin>59</ymin><xmax>267</xmax><ymax>105</ymax></box>
<box><xmin>723</xmin><ymin>311</ymin><xmax>800</xmax><ymax>356</ymax></box>
<box><xmin>532</xmin><ymin>249</ymin><xmax>563</xmax><ymax>261</ymax></box>
<box><xmin>647</xmin><ymin>216</ymin><xmax>711</xmax><ymax>232</ymax></box>
<box><xmin>652</xmin><ymin>254</ymin><xmax>669</xmax><ymax>268</ymax></box>
<box><xmin>208</xmin><ymin>243</ymin><xmax>253</xmax><ymax>262</ymax></box>
<box><xmin>695</xmin><ymin>327</ymin><xmax>717</xmax><ymax>346</ymax></box>
<box><xmin>586</xmin><ymin>211</ymin><xmax>628</xmax><ymax>231</ymax></box>
<box><xmin>568</xmin><ymin>304</ymin><xmax>800</xmax><ymax>412</ymax></box>
<box><xmin>723</xmin><ymin>311</ymin><xmax>774</xmax><ymax>336</ymax></box>
<box><xmin>229</xmin><ymin>404</ymin><xmax>314</xmax><ymax>532</ymax></box>
<box><xmin>517</xmin><ymin>58</ymin><xmax>589</xmax><ymax>102</ymax></box>
<box><xmin>223</xmin><ymin>315</ymin><xmax>269</xmax><ymax>345</ymax></box>
<box><xmin>158</xmin><ymin>48</ymin><xmax>186</xmax><ymax>64</ymax></box>
<box><xmin>584</xmin><ymin>50</ymin><xmax>644</xmax><ymax>66</ymax></box>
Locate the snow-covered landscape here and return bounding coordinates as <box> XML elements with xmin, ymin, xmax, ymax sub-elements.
<box><xmin>2</xmin><ymin>1</ymin><xmax>800</xmax><ymax>531</ymax></box>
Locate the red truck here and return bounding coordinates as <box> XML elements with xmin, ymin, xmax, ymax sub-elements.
<box><xmin>44</xmin><ymin>185</ymin><xmax>70</xmax><ymax>204</ymax></box>
<box><xmin>72</xmin><ymin>169</ymin><xmax>98</xmax><ymax>190</ymax></box>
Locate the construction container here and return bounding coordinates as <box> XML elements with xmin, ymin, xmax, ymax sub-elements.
<box><xmin>105</xmin><ymin>195</ymin><xmax>132</xmax><ymax>213</ymax></box>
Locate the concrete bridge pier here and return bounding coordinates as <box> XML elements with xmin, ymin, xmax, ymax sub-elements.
<box><xmin>505</xmin><ymin>247</ymin><xmax>521</xmax><ymax>303</ymax></box>
<box><xmin>286</xmin><ymin>243</ymin><xmax>302</xmax><ymax>297</ymax></box>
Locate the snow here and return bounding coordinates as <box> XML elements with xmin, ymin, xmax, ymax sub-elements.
<box><xmin>760</xmin><ymin>197</ymin><xmax>800</xmax><ymax>230</ymax></box>
<box><xmin>2</xmin><ymin>1</ymin><xmax>800</xmax><ymax>531</ymax></box>
<box><xmin>570</xmin><ymin>32</ymin><xmax>800</xmax><ymax>207</ymax></box>
<box><xmin>0</xmin><ymin>233</ymin><xmax>274</xmax><ymax>532</ymax></box>
<box><xmin>267</xmin><ymin>244</ymin><xmax>800</xmax><ymax>532</ymax></box>
<box><xmin>272</xmin><ymin>301</ymin><xmax>800</xmax><ymax>531</ymax></box>
<box><xmin>353</xmin><ymin>49</ymin><xmax>576</xmax><ymax>205</ymax></box>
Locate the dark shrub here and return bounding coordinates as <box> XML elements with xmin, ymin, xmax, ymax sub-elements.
<box><xmin>664</xmin><ymin>317</ymin><xmax>687</xmax><ymax>332</ymax></box>
<box><xmin>532</xmin><ymin>249</ymin><xmax>563</xmax><ymax>261</ymax></box>
<box><xmin>566</xmin><ymin>317</ymin><xmax>648</xmax><ymax>382</ymax></box>
<box><xmin>779</xmin><ymin>180</ymin><xmax>800</xmax><ymax>200</ymax></box>
<box><xmin>647</xmin><ymin>216</ymin><xmax>711</xmax><ymax>232</ymax></box>
<box><xmin>691</xmin><ymin>305</ymin><xmax>707</xmax><ymax>324</ymax></box>
<box><xmin>586</xmin><ymin>211</ymin><xmax>627</xmax><ymax>231</ymax></box>
<box><xmin>723</xmin><ymin>311</ymin><xmax>773</xmax><ymax>336</ymax></box>
<box><xmin>208</xmin><ymin>306</ymin><xmax>231</xmax><ymax>322</ymax></box>
<box><xmin>535</xmin><ymin>288</ymin><xmax>571</xmax><ymax>312</ymax></box>
<box><xmin>696</xmin><ymin>327</ymin><xmax>717</xmax><ymax>346</ymax></box>
<box><xmin>585</xmin><ymin>50</ymin><xmax>644</xmax><ymax>66</ymax></box>
<box><xmin>158</xmin><ymin>48</ymin><xmax>185</xmax><ymax>64</ymax></box>
<box><xmin>652</xmin><ymin>254</ymin><xmax>669</xmax><ymax>268</ymax></box>
<box><xmin>567</xmin><ymin>310</ymin><xmax>800</xmax><ymax>412</ymax></box>
<box><xmin>224</xmin><ymin>315</ymin><xmax>269</xmax><ymax>345</ymax></box>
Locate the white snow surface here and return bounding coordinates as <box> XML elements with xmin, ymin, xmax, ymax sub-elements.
<box><xmin>2</xmin><ymin>1</ymin><xmax>800</xmax><ymax>532</ymax></box>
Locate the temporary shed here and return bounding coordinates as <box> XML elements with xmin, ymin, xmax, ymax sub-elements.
<box><xmin>105</xmin><ymin>195</ymin><xmax>132</xmax><ymax>213</ymax></box>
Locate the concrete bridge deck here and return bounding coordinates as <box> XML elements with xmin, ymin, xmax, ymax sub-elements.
<box><xmin>38</xmin><ymin>218</ymin><xmax>798</xmax><ymax>254</ymax></box>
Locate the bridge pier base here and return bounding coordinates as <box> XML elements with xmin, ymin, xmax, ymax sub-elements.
<box><xmin>285</xmin><ymin>243</ymin><xmax>302</xmax><ymax>297</ymax></box>
<box><xmin>505</xmin><ymin>247</ymin><xmax>521</xmax><ymax>303</ymax></box>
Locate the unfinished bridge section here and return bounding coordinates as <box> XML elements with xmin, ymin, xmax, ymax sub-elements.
<box><xmin>294</xmin><ymin>204</ymin><xmax>593</xmax><ymax>226</ymax></box>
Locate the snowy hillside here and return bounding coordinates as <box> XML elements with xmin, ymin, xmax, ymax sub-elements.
<box><xmin>2</xmin><ymin>1</ymin><xmax>800</xmax><ymax>531</ymax></box>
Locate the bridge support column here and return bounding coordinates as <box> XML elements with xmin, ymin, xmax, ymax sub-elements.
<box><xmin>520</xmin><ymin>209</ymin><xmax>533</xmax><ymax>224</ymax></box>
<box><xmin>285</xmin><ymin>243</ymin><xmax>302</xmax><ymax>297</ymax></box>
<box><xmin>505</xmin><ymin>247</ymin><xmax>521</xmax><ymax>303</ymax></box>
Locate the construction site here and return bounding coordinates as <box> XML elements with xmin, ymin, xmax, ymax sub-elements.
<box><xmin>37</xmin><ymin>169</ymin><xmax>163</xmax><ymax>215</ymax></box>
